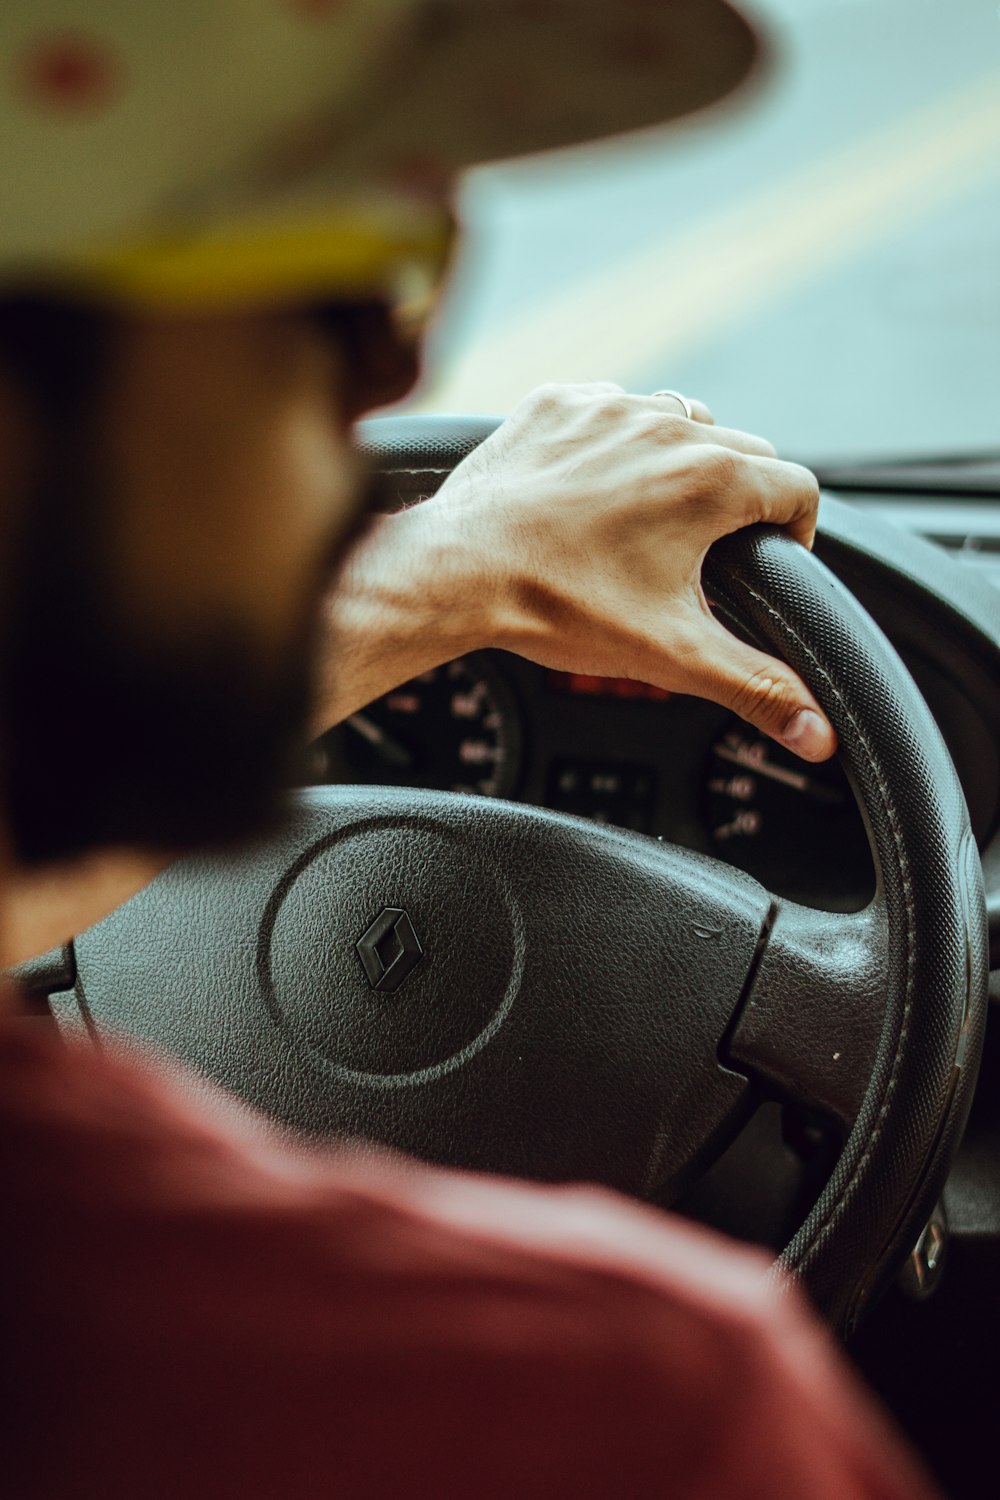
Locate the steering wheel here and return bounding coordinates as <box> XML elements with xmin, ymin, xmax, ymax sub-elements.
<box><xmin>62</xmin><ymin>416</ymin><xmax>988</xmax><ymax>1334</ymax></box>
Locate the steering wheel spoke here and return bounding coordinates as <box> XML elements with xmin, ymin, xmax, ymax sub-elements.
<box><xmin>726</xmin><ymin>901</ymin><xmax>887</xmax><ymax>1133</ymax></box>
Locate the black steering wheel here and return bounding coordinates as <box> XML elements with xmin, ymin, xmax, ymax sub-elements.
<box><xmin>63</xmin><ymin>416</ymin><xmax>988</xmax><ymax>1334</ymax></box>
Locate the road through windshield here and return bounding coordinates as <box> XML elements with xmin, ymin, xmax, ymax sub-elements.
<box><xmin>409</xmin><ymin>0</ymin><xmax>1000</xmax><ymax>467</ymax></box>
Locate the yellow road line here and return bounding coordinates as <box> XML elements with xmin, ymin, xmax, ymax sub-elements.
<box><xmin>414</xmin><ymin>68</ymin><xmax>1000</xmax><ymax>412</ymax></box>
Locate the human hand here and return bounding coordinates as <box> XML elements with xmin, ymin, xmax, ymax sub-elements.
<box><xmin>423</xmin><ymin>382</ymin><xmax>835</xmax><ymax>761</ymax></box>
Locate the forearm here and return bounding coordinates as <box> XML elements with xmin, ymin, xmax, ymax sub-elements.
<box><xmin>310</xmin><ymin>499</ymin><xmax>497</xmax><ymax>735</ymax></box>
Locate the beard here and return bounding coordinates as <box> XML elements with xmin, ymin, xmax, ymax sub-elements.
<box><xmin>0</xmin><ymin>295</ymin><xmax>381</xmax><ymax>869</ymax></box>
<box><xmin>2</xmin><ymin>510</ymin><xmax>328</xmax><ymax>868</ymax></box>
<box><xmin>3</xmin><ymin>600</ymin><xmax>319</xmax><ymax>868</ymax></box>
<box><xmin>0</xmin><ymin>428</ymin><xmax>366</xmax><ymax>870</ymax></box>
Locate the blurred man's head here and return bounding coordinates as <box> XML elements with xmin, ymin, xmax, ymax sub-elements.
<box><xmin>0</xmin><ymin>298</ymin><xmax>420</xmax><ymax>864</ymax></box>
<box><xmin>0</xmin><ymin>0</ymin><xmax>758</xmax><ymax>868</ymax></box>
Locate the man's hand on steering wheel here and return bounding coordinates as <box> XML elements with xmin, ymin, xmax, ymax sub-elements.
<box><xmin>318</xmin><ymin>383</ymin><xmax>836</xmax><ymax>763</ymax></box>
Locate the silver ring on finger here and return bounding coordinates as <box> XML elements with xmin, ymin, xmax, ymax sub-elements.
<box><xmin>651</xmin><ymin>388</ymin><xmax>693</xmax><ymax>420</ymax></box>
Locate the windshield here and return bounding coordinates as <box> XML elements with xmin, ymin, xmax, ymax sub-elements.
<box><xmin>409</xmin><ymin>0</ymin><xmax>1000</xmax><ymax>466</ymax></box>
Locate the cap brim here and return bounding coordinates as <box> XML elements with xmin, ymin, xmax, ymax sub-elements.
<box><xmin>347</xmin><ymin>0</ymin><xmax>760</xmax><ymax>180</ymax></box>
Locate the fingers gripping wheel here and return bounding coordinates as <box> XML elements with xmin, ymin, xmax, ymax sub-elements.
<box><xmin>65</xmin><ymin>417</ymin><xmax>987</xmax><ymax>1334</ymax></box>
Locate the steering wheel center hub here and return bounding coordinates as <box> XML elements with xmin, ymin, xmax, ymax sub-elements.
<box><xmin>261</xmin><ymin>817</ymin><xmax>523</xmax><ymax>1086</ymax></box>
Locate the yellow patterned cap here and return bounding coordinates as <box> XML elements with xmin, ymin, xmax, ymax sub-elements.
<box><xmin>0</xmin><ymin>0</ymin><xmax>758</xmax><ymax>311</ymax></box>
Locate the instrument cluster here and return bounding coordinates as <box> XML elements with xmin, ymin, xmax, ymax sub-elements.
<box><xmin>311</xmin><ymin>649</ymin><xmax>877</xmax><ymax>911</ymax></box>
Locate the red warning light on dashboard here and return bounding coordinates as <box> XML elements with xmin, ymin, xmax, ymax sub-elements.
<box><xmin>546</xmin><ymin>671</ymin><xmax>671</xmax><ymax>702</ymax></box>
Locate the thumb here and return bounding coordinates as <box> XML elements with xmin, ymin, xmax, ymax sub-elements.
<box><xmin>686</xmin><ymin>617</ymin><xmax>837</xmax><ymax>762</ymax></box>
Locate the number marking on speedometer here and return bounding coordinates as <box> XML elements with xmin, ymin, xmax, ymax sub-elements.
<box><xmin>459</xmin><ymin>740</ymin><xmax>500</xmax><ymax>765</ymax></box>
<box><xmin>703</xmin><ymin>717</ymin><xmax>873</xmax><ymax>910</ymax></box>
<box><xmin>326</xmin><ymin>654</ymin><xmax>522</xmax><ymax>800</ymax></box>
<box><xmin>714</xmin><ymin>810</ymin><xmax>763</xmax><ymax>840</ymax></box>
<box><xmin>713</xmin><ymin>740</ymin><xmax>844</xmax><ymax>804</ymax></box>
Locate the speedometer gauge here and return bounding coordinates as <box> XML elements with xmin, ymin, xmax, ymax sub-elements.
<box><xmin>310</xmin><ymin>653</ymin><xmax>522</xmax><ymax>799</ymax></box>
<box><xmin>703</xmin><ymin>718</ymin><xmax>874</xmax><ymax>911</ymax></box>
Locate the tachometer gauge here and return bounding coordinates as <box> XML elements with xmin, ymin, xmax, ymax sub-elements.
<box><xmin>703</xmin><ymin>718</ymin><xmax>874</xmax><ymax>911</ymax></box>
<box><xmin>310</xmin><ymin>653</ymin><xmax>522</xmax><ymax>799</ymax></box>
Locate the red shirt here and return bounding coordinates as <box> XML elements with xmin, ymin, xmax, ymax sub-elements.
<box><xmin>1</xmin><ymin>1012</ymin><xmax>938</xmax><ymax>1499</ymax></box>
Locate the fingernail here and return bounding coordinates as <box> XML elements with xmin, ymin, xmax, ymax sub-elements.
<box><xmin>781</xmin><ymin>709</ymin><xmax>831</xmax><ymax>760</ymax></box>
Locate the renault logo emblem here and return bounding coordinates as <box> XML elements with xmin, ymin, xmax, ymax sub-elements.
<box><xmin>356</xmin><ymin>907</ymin><xmax>424</xmax><ymax>994</ymax></box>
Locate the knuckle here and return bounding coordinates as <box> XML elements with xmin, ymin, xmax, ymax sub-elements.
<box><xmin>519</xmin><ymin>382</ymin><xmax>567</xmax><ymax>418</ymax></box>
<box><xmin>719</xmin><ymin>425</ymin><xmax>775</xmax><ymax>459</ymax></box>
<box><xmin>692</xmin><ymin>446</ymin><xmax>745</xmax><ymax>498</ymax></box>
<box><xmin>788</xmin><ymin>460</ymin><xmax>820</xmax><ymax>505</ymax></box>
<box><xmin>595</xmin><ymin>395</ymin><xmax>632</xmax><ymax>426</ymax></box>
<box><xmin>521</xmin><ymin>382</ymin><xmax>636</xmax><ymax>430</ymax></box>
<box><xmin>728</xmin><ymin>668</ymin><xmax>795</xmax><ymax>729</ymax></box>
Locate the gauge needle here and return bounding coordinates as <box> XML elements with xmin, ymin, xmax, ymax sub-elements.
<box><xmin>346</xmin><ymin>712</ymin><xmax>415</xmax><ymax>769</ymax></box>
<box><xmin>713</xmin><ymin>742</ymin><xmax>844</xmax><ymax>803</ymax></box>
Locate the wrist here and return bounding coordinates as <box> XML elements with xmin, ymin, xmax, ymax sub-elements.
<box><xmin>397</xmin><ymin>495</ymin><xmax>498</xmax><ymax>659</ymax></box>
<box><xmin>311</xmin><ymin>496</ymin><xmax>497</xmax><ymax>733</ymax></box>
